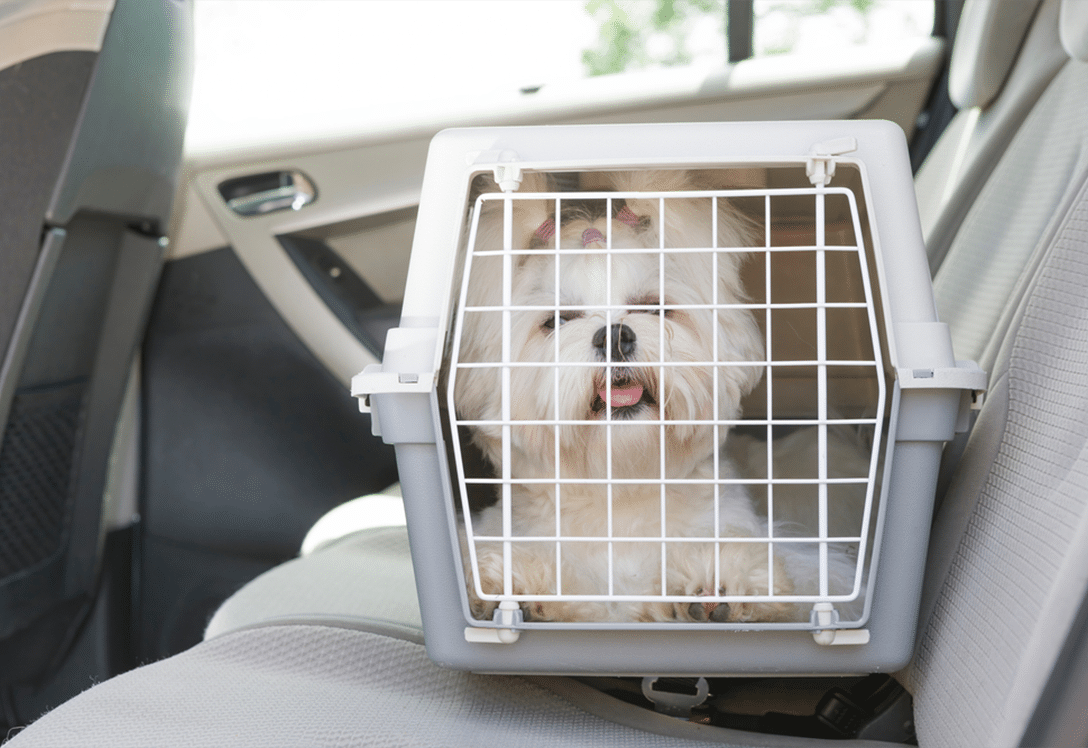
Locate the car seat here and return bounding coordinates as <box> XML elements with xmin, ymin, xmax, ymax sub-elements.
<box><xmin>8</xmin><ymin>1</ymin><xmax>1088</xmax><ymax>745</ymax></box>
<box><xmin>0</xmin><ymin>0</ymin><xmax>193</xmax><ymax>728</ymax></box>
<box><xmin>914</xmin><ymin>0</ymin><xmax>1066</xmax><ymax>274</ymax></box>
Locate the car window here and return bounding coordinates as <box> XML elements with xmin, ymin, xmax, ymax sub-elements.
<box><xmin>753</xmin><ymin>0</ymin><xmax>934</xmax><ymax>58</ymax></box>
<box><xmin>580</xmin><ymin>0</ymin><xmax>933</xmax><ymax>73</ymax></box>
<box><xmin>188</xmin><ymin>0</ymin><xmax>934</xmax><ymax>153</ymax></box>
<box><xmin>187</xmin><ymin>0</ymin><xmax>596</xmax><ymax>152</ymax></box>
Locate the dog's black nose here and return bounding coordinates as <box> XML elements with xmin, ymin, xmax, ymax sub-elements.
<box><xmin>592</xmin><ymin>323</ymin><xmax>637</xmax><ymax>361</ymax></box>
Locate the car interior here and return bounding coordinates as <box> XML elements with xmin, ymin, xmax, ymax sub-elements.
<box><xmin>2</xmin><ymin>0</ymin><xmax>1088</xmax><ymax>745</ymax></box>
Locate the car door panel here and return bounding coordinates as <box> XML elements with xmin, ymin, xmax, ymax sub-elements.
<box><xmin>172</xmin><ymin>36</ymin><xmax>944</xmax><ymax>386</ymax></box>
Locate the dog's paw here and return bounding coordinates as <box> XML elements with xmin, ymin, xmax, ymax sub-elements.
<box><xmin>681</xmin><ymin>545</ymin><xmax>802</xmax><ymax>622</ymax></box>
<box><xmin>683</xmin><ymin>590</ymin><xmax>731</xmax><ymax>622</ymax></box>
<box><xmin>680</xmin><ymin>587</ymin><xmax>751</xmax><ymax>622</ymax></box>
<box><xmin>680</xmin><ymin>587</ymin><xmax>797</xmax><ymax>623</ymax></box>
<box><xmin>720</xmin><ymin>595</ymin><xmax>799</xmax><ymax>623</ymax></box>
<box><xmin>469</xmin><ymin>595</ymin><xmax>499</xmax><ymax>621</ymax></box>
<box><xmin>465</xmin><ymin>554</ymin><xmax>504</xmax><ymax>621</ymax></box>
<box><xmin>524</xmin><ymin>599</ymin><xmax>614</xmax><ymax>622</ymax></box>
<box><xmin>521</xmin><ymin>600</ymin><xmax>565</xmax><ymax>622</ymax></box>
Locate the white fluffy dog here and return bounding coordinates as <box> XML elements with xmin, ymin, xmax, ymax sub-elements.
<box><xmin>452</xmin><ymin>170</ymin><xmax>857</xmax><ymax>624</ymax></box>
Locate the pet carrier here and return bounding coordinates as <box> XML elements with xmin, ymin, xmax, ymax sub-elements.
<box><xmin>354</xmin><ymin>121</ymin><xmax>985</xmax><ymax>676</ymax></box>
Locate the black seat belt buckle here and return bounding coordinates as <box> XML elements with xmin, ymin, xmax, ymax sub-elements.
<box><xmin>815</xmin><ymin>687</ymin><xmax>870</xmax><ymax>738</ymax></box>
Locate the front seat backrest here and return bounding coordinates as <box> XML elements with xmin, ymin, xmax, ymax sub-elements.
<box><xmin>0</xmin><ymin>0</ymin><xmax>193</xmax><ymax>708</ymax></box>
<box><xmin>929</xmin><ymin>1</ymin><xmax>1088</xmax><ymax>374</ymax></box>
<box><xmin>915</xmin><ymin>0</ymin><xmax>1066</xmax><ymax>274</ymax></box>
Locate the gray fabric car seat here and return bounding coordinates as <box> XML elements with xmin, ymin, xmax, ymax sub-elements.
<box><xmin>915</xmin><ymin>0</ymin><xmax>1067</xmax><ymax>274</ymax></box>
<box><xmin>932</xmin><ymin>34</ymin><xmax>1088</xmax><ymax>375</ymax></box>
<box><xmin>0</xmin><ymin>0</ymin><xmax>192</xmax><ymax>724</ymax></box>
<box><xmin>8</xmin><ymin>619</ymin><xmax>907</xmax><ymax>748</ymax></box>
<box><xmin>204</xmin><ymin>526</ymin><xmax>422</xmax><ymax>640</ymax></box>
<box><xmin>905</xmin><ymin>184</ymin><xmax>1088</xmax><ymax>746</ymax></box>
<box><xmin>10</xmin><ymin>2</ymin><xmax>1088</xmax><ymax>746</ymax></box>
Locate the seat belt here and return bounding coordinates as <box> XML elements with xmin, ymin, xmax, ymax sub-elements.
<box><xmin>705</xmin><ymin>674</ymin><xmax>916</xmax><ymax>743</ymax></box>
<box><xmin>592</xmin><ymin>672</ymin><xmax>917</xmax><ymax>743</ymax></box>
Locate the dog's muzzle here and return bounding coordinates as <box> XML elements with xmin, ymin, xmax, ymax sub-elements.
<box><xmin>590</xmin><ymin>324</ymin><xmax>656</xmax><ymax>415</ymax></box>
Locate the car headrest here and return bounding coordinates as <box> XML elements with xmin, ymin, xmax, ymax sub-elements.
<box><xmin>949</xmin><ymin>0</ymin><xmax>1043</xmax><ymax>109</ymax></box>
<box><xmin>1061</xmin><ymin>0</ymin><xmax>1088</xmax><ymax>61</ymax></box>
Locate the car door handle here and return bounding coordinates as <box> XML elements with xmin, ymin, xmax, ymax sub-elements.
<box><xmin>218</xmin><ymin>170</ymin><xmax>317</xmax><ymax>216</ymax></box>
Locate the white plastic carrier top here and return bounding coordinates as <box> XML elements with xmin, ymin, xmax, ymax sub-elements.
<box><xmin>355</xmin><ymin>121</ymin><xmax>985</xmax><ymax>676</ymax></box>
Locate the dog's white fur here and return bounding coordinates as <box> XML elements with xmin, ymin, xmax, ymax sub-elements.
<box><xmin>454</xmin><ymin>170</ymin><xmax>859</xmax><ymax>624</ymax></box>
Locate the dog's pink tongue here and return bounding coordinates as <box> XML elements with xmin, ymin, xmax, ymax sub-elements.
<box><xmin>602</xmin><ymin>384</ymin><xmax>644</xmax><ymax>408</ymax></box>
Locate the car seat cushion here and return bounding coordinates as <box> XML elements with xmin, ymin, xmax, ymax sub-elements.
<box><xmin>7</xmin><ymin>623</ymin><xmax>896</xmax><ymax>748</ymax></box>
<box><xmin>933</xmin><ymin>60</ymin><xmax>1088</xmax><ymax>369</ymax></box>
<box><xmin>204</xmin><ymin>525</ymin><xmax>422</xmax><ymax>641</ymax></box>
<box><xmin>908</xmin><ymin>173</ymin><xmax>1088</xmax><ymax>747</ymax></box>
<box><xmin>1060</xmin><ymin>0</ymin><xmax>1088</xmax><ymax>61</ymax></box>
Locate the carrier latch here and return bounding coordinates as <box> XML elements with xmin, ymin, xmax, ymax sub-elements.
<box><xmin>351</xmin><ymin>365</ymin><xmax>434</xmax><ymax>414</ymax></box>
<box><xmin>897</xmin><ymin>360</ymin><xmax>988</xmax><ymax>433</ymax></box>
<box><xmin>350</xmin><ymin>327</ymin><xmax>440</xmax><ymax>442</ymax></box>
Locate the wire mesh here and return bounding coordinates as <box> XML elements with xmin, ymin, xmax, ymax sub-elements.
<box><xmin>446</xmin><ymin>180</ymin><xmax>886</xmax><ymax>629</ymax></box>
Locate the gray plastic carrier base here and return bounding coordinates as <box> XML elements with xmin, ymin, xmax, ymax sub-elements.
<box><xmin>399</xmin><ymin>440</ymin><xmax>937</xmax><ymax>676</ymax></box>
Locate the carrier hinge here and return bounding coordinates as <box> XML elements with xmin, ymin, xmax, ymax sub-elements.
<box><xmin>806</xmin><ymin>137</ymin><xmax>858</xmax><ymax>186</ymax></box>
<box><xmin>464</xmin><ymin>601</ymin><xmax>522</xmax><ymax>644</ymax></box>
<box><xmin>811</xmin><ymin>603</ymin><xmax>870</xmax><ymax>646</ymax></box>
<box><xmin>490</xmin><ymin>150</ymin><xmax>523</xmax><ymax>192</ymax></box>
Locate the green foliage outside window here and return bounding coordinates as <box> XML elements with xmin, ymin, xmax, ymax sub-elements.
<box><xmin>582</xmin><ymin>0</ymin><xmax>881</xmax><ymax>77</ymax></box>
<box><xmin>582</xmin><ymin>0</ymin><xmax>724</xmax><ymax>76</ymax></box>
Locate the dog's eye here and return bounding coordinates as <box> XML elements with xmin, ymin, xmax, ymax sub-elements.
<box><xmin>542</xmin><ymin>311</ymin><xmax>583</xmax><ymax>330</ymax></box>
<box><xmin>631</xmin><ymin>297</ymin><xmax>672</xmax><ymax>317</ymax></box>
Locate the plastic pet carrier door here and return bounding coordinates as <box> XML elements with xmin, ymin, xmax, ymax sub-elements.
<box><xmin>355</xmin><ymin>122</ymin><xmax>985</xmax><ymax>675</ymax></box>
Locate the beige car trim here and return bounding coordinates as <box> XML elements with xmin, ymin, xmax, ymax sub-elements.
<box><xmin>0</xmin><ymin>0</ymin><xmax>114</xmax><ymax>71</ymax></box>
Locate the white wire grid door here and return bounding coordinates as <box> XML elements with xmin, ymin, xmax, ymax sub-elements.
<box><xmin>446</xmin><ymin>179</ymin><xmax>888</xmax><ymax>629</ymax></box>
